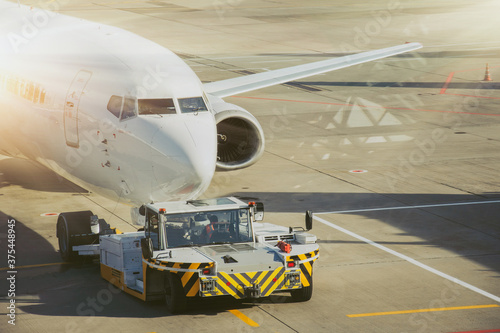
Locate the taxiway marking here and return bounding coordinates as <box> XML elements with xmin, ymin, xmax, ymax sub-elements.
<box><xmin>440</xmin><ymin>72</ymin><xmax>455</xmax><ymax>94</ymax></box>
<box><xmin>439</xmin><ymin>65</ymin><xmax>500</xmax><ymax>99</ymax></box>
<box><xmin>316</xmin><ymin>199</ymin><xmax>500</xmax><ymax>215</ymax></box>
<box><xmin>448</xmin><ymin>329</ymin><xmax>500</xmax><ymax>333</ymax></box>
<box><xmin>347</xmin><ymin>304</ymin><xmax>499</xmax><ymax>318</ymax></box>
<box><xmin>228</xmin><ymin>309</ymin><xmax>260</xmax><ymax>327</ymax></box>
<box><xmin>313</xmin><ymin>214</ymin><xmax>500</xmax><ymax>303</ymax></box>
<box><xmin>0</xmin><ymin>262</ymin><xmax>70</xmax><ymax>271</ymax></box>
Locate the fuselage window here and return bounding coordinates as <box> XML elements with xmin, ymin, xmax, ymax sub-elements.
<box><xmin>8</xmin><ymin>78</ymin><xmax>16</xmax><ymax>94</ymax></box>
<box><xmin>0</xmin><ymin>73</ymin><xmax>47</xmax><ymax>104</ymax></box>
<box><xmin>27</xmin><ymin>83</ymin><xmax>34</xmax><ymax>101</ymax></box>
<box><xmin>138</xmin><ymin>99</ymin><xmax>176</xmax><ymax>115</ymax></box>
<box><xmin>40</xmin><ymin>90</ymin><xmax>46</xmax><ymax>104</ymax></box>
<box><xmin>178</xmin><ymin>97</ymin><xmax>208</xmax><ymax>113</ymax></box>
<box><xmin>121</xmin><ymin>97</ymin><xmax>137</xmax><ymax>120</ymax></box>
<box><xmin>107</xmin><ymin>95</ymin><xmax>123</xmax><ymax>118</ymax></box>
<box><xmin>33</xmin><ymin>86</ymin><xmax>40</xmax><ymax>103</ymax></box>
<box><xmin>20</xmin><ymin>81</ymin><xmax>26</xmax><ymax>98</ymax></box>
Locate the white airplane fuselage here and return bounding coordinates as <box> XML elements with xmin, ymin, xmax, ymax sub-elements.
<box><xmin>0</xmin><ymin>4</ymin><xmax>217</xmax><ymax>205</ymax></box>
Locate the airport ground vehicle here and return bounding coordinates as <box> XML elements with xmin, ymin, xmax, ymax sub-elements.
<box><xmin>56</xmin><ymin>197</ymin><xmax>319</xmax><ymax>313</ymax></box>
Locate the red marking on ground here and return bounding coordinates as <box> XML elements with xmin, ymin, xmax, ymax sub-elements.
<box><xmin>440</xmin><ymin>72</ymin><xmax>455</xmax><ymax>94</ymax></box>
<box><xmin>349</xmin><ymin>169</ymin><xmax>367</xmax><ymax>173</ymax></box>
<box><xmin>41</xmin><ymin>213</ymin><xmax>59</xmax><ymax>217</ymax></box>
<box><xmin>233</xmin><ymin>96</ymin><xmax>500</xmax><ymax>117</ymax></box>
<box><xmin>452</xmin><ymin>329</ymin><xmax>500</xmax><ymax>333</ymax></box>
<box><xmin>439</xmin><ymin>65</ymin><xmax>500</xmax><ymax>99</ymax></box>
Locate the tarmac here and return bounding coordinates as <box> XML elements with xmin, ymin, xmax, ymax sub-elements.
<box><xmin>1</xmin><ymin>0</ymin><xmax>500</xmax><ymax>332</ymax></box>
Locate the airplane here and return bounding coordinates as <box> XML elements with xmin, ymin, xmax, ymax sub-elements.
<box><xmin>0</xmin><ymin>1</ymin><xmax>422</xmax><ymax>219</ymax></box>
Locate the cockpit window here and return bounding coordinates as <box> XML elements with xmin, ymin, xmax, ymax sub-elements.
<box><xmin>138</xmin><ymin>99</ymin><xmax>176</xmax><ymax>115</ymax></box>
<box><xmin>107</xmin><ymin>95</ymin><xmax>122</xmax><ymax>118</ymax></box>
<box><xmin>107</xmin><ymin>95</ymin><xmax>137</xmax><ymax>120</ymax></box>
<box><xmin>121</xmin><ymin>97</ymin><xmax>137</xmax><ymax>120</ymax></box>
<box><xmin>178</xmin><ymin>97</ymin><xmax>208</xmax><ymax>113</ymax></box>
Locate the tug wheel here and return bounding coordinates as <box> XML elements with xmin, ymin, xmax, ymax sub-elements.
<box><xmin>56</xmin><ymin>211</ymin><xmax>95</xmax><ymax>262</ymax></box>
<box><xmin>165</xmin><ymin>273</ymin><xmax>187</xmax><ymax>314</ymax></box>
<box><xmin>58</xmin><ymin>221</ymin><xmax>74</xmax><ymax>262</ymax></box>
<box><xmin>290</xmin><ymin>275</ymin><xmax>313</xmax><ymax>302</ymax></box>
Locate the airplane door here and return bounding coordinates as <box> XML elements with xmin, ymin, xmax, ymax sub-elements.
<box><xmin>64</xmin><ymin>70</ymin><xmax>92</xmax><ymax>148</ymax></box>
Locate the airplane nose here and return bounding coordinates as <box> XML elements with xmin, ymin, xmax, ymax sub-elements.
<box><xmin>150</xmin><ymin>114</ymin><xmax>217</xmax><ymax>201</ymax></box>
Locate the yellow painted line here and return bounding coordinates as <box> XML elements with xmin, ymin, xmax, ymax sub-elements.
<box><xmin>347</xmin><ymin>304</ymin><xmax>500</xmax><ymax>318</ymax></box>
<box><xmin>0</xmin><ymin>262</ymin><xmax>70</xmax><ymax>271</ymax></box>
<box><xmin>228</xmin><ymin>309</ymin><xmax>260</xmax><ymax>327</ymax></box>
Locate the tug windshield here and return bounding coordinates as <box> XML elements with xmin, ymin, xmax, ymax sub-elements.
<box><xmin>161</xmin><ymin>209</ymin><xmax>253</xmax><ymax>248</ymax></box>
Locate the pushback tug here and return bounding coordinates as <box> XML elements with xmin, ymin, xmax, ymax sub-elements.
<box><xmin>56</xmin><ymin>197</ymin><xmax>319</xmax><ymax>313</ymax></box>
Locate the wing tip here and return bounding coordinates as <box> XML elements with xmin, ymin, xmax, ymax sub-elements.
<box><xmin>404</xmin><ymin>41</ymin><xmax>423</xmax><ymax>48</ymax></box>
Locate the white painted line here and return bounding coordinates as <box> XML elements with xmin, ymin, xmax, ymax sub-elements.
<box><xmin>424</xmin><ymin>41</ymin><xmax>500</xmax><ymax>48</ymax></box>
<box><xmin>316</xmin><ymin>200</ymin><xmax>500</xmax><ymax>215</ymax></box>
<box><xmin>313</xmin><ymin>215</ymin><xmax>500</xmax><ymax>303</ymax></box>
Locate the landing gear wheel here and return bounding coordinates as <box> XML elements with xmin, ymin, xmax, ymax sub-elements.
<box><xmin>165</xmin><ymin>273</ymin><xmax>187</xmax><ymax>314</ymax></box>
<box><xmin>290</xmin><ymin>280</ymin><xmax>313</xmax><ymax>302</ymax></box>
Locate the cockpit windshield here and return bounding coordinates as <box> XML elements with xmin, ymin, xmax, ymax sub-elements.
<box><xmin>178</xmin><ymin>97</ymin><xmax>208</xmax><ymax>113</ymax></box>
<box><xmin>121</xmin><ymin>97</ymin><xmax>136</xmax><ymax>120</ymax></box>
<box><xmin>107</xmin><ymin>95</ymin><xmax>123</xmax><ymax>118</ymax></box>
<box><xmin>138</xmin><ymin>98</ymin><xmax>176</xmax><ymax>115</ymax></box>
<box><xmin>159</xmin><ymin>209</ymin><xmax>253</xmax><ymax>248</ymax></box>
<box><xmin>106</xmin><ymin>96</ymin><xmax>208</xmax><ymax>118</ymax></box>
<box><xmin>107</xmin><ymin>95</ymin><xmax>137</xmax><ymax>120</ymax></box>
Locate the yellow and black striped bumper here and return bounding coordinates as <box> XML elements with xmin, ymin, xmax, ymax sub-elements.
<box><xmin>144</xmin><ymin>248</ymin><xmax>319</xmax><ymax>299</ymax></box>
<box><xmin>199</xmin><ymin>266</ymin><xmax>304</xmax><ymax>299</ymax></box>
<box><xmin>145</xmin><ymin>258</ymin><xmax>213</xmax><ymax>297</ymax></box>
<box><xmin>286</xmin><ymin>249</ymin><xmax>319</xmax><ymax>287</ymax></box>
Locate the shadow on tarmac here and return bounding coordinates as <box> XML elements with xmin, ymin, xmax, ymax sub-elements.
<box><xmin>230</xmin><ymin>191</ymin><xmax>500</xmax><ymax>214</ymax></box>
<box><xmin>0</xmin><ymin>211</ymin><xmax>61</xmax><ymax>269</ymax></box>
<box><xmin>293</xmin><ymin>81</ymin><xmax>500</xmax><ymax>90</ymax></box>
<box><xmin>230</xmin><ymin>191</ymin><xmax>500</xmax><ymax>271</ymax></box>
<box><xmin>0</xmin><ymin>158</ymin><xmax>87</xmax><ymax>193</ymax></box>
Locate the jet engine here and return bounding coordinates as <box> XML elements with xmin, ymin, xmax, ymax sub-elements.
<box><xmin>208</xmin><ymin>95</ymin><xmax>265</xmax><ymax>170</ymax></box>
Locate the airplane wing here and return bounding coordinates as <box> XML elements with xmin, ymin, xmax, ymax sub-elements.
<box><xmin>203</xmin><ymin>42</ymin><xmax>422</xmax><ymax>98</ymax></box>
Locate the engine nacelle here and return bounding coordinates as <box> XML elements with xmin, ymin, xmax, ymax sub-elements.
<box><xmin>207</xmin><ymin>95</ymin><xmax>265</xmax><ymax>170</ymax></box>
